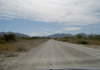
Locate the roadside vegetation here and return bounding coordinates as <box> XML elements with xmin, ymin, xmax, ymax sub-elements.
<box><xmin>55</xmin><ymin>34</ymin><xmax>100</xmax><ymax>45</ymax></box>
<box><xmin>0</xmin><ymin>33</ymin><xmax>48</xmax><ymax>70</ymax></box>
<box><xmin>0</xmin><ymin>33</ymin><xmax>48</xmax><ymax>56</ymax></box>
<box><xmin>0</xmin><ymin>33</ymin><xmax>48</xmax><ymax>52</ymax></box>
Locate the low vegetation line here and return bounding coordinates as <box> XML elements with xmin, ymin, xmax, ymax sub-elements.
<box><xmin>55</xmin><ymin>34</ymin><xmax>100</xmax><ymax>49</ymax></box>
<box><xmin>0</xmin><ymin>33</ymin><xmax>48</xmax><ymax>52</ymax></box>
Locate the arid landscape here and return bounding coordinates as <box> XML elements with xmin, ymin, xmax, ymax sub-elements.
<box><xmin>0</xmin><ymin>33</ymin><xmax>100</xmax><ymax>70</ymax></box>
<box><xmin>1</xmin><ymin>0</ymin><xmax>100</xmax><ymax>70</ymax></box>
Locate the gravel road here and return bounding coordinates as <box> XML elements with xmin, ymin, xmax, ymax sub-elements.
<box><xmin>10</xmin><ymin>40</ymin><xmax>100</xmax><ymax>70</ymax></box>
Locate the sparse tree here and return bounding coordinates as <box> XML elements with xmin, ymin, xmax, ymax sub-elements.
<box><xmin>3</xmin><ymin>33</ymin><xmax>17</xmax><ymax>42</ymax></box>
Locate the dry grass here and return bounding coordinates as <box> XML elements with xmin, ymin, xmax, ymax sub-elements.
<box><xmin>0</xmin><ymin>39</ymin><xmax>47</xmax><ymax>51</ymax></box>
<box><xmin>0</xmin><ymin>39</ymin><xmax>48</xmax><ymax>70</ymax></box>
<box><xmin>88</xmin><ymin>40</ymin><xmax>100</xmax><ymax>45</ymax></box>
<box><xmin>56</xmin><ymin>38</ymin><xmax>100</xmax><ymax>45</ymax></box>
<box><xmin>15</xmin><ymin>41</ymin><xmax>30</xmax><ymax>51</ymax></box>
<box><xmin>0</xmin><ymin>43</ymin><xmax>15</xmax><ymax>51</ymax></box>
<box><xmin>56</xmin><ymin>38</ymin><xmax>100</xmax><ymax>50</ymax></box>
<box><xmin>14</xmin><ymin>39</ymin><xmax>48</xmax><ymax>52</ymax></box>
<box><xmin>0</xmin><ymin>39</ymin><xmax>48</xmax><ymax>52</ymax></box>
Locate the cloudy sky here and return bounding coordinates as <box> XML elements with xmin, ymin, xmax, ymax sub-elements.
<box><xmin>0</xmin><ymin>0</ymin><xmax>100</xmax><ymax>36</ymax></box>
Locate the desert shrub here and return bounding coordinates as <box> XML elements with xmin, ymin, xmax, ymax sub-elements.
<box><xmin>77</xmin><ymin>40</ymin><xmax>88</xmax><ymax>44</ymax></box>
<box><xmin>21</xmin><ymin>36</ymin><xmax>43</xmax><ymax>40</ymax></box>
<box><xmin>0</xmin><ymin>36</ymin><xmax>4</xmax><ymax>39</ymax></box>
<box><xmin>88</xmin><ymin>34</ymin><xmax>100</xmax><ymax>40</ymax></box>
<box><xmin>0</xmin><ymin>36</ymin><xmax>5</xmax><ymax>44</ymax></box>
<box><xmin>76</xmin><ymin>34</ymin><xmax>83</xmax><ymax>39</ymax></box>
<box><xmin>3</xmin><ymin>33</ymin><xmax>17</xmax><ymax>43</ymax></box>
<box><xmin>31</xmin><ymin>36</ymin><xmax>40</xmax><ymax>39</ymax></box>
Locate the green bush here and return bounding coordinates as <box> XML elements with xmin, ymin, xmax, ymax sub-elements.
<box><xmin>76</xmin><ymin>34</ymin><xmax>83</xmax><ymax>39</ymax></box>
<box><xmin>77</xmin><ymin>40</ymin><xmax>88</xmax><ymax>44</ymax></box>
<box><xmin>0</xmin><ymin>36</ymin><xmax>5</xmax><ymax>44</ymax></box>
<box><xmin>88</xmin><ymin>34</ymin><xmax>100</xmax><ymax>40</ymax></box>
<box><xmin>3</xmin><ymin>33</ymin><xmax>17</xmax><ymax>43</ymax></box>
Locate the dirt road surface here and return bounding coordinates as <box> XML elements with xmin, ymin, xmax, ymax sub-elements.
<box><xmin>10</xmin><ymin>40</ymin><xmax>100</xmax><ymax>70</ymax></box>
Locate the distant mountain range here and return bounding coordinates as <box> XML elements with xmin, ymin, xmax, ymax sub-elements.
<box><xmin>0</xmin><ymin>32</ymin><xmax>89</xmax><ymax>38</ymax></box>
<box><xmin>48</xmin><ymin>33</ymin><xmax>88</xmax><ymax>38</ymax></box>
<box><xmin>48</xmin><ymin>33</ymin><xmax>73</xmax><ymax>38</ymax></box>
<box><xmin>0</xmin><ymin>32</ymin><xmax>30</xmax><ymax>37</ymax></box>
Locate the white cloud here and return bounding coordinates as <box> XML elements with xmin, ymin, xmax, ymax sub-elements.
<box><xmin>44</xmin><ymin>29</ymin><xmax>50</xmax><ymax>31</ymax></box>
<box><xmin>55</xmin><ymin>30</ymin><xmax>62</xmax><ymax>33</ymax></box>
<box><xmin>0</xmin><ymin>0</ymin><xmax>100</xmax><ymax>25</ymax></box>
<box><xmin>28</xmin><ymin>33</ymin><xmax>39</xmax><ymax>36</ymax></box>
<box><xmin>63</xmin><ymin>27</ymin><xmax>82</xmax><ymax>31</ymax></box>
